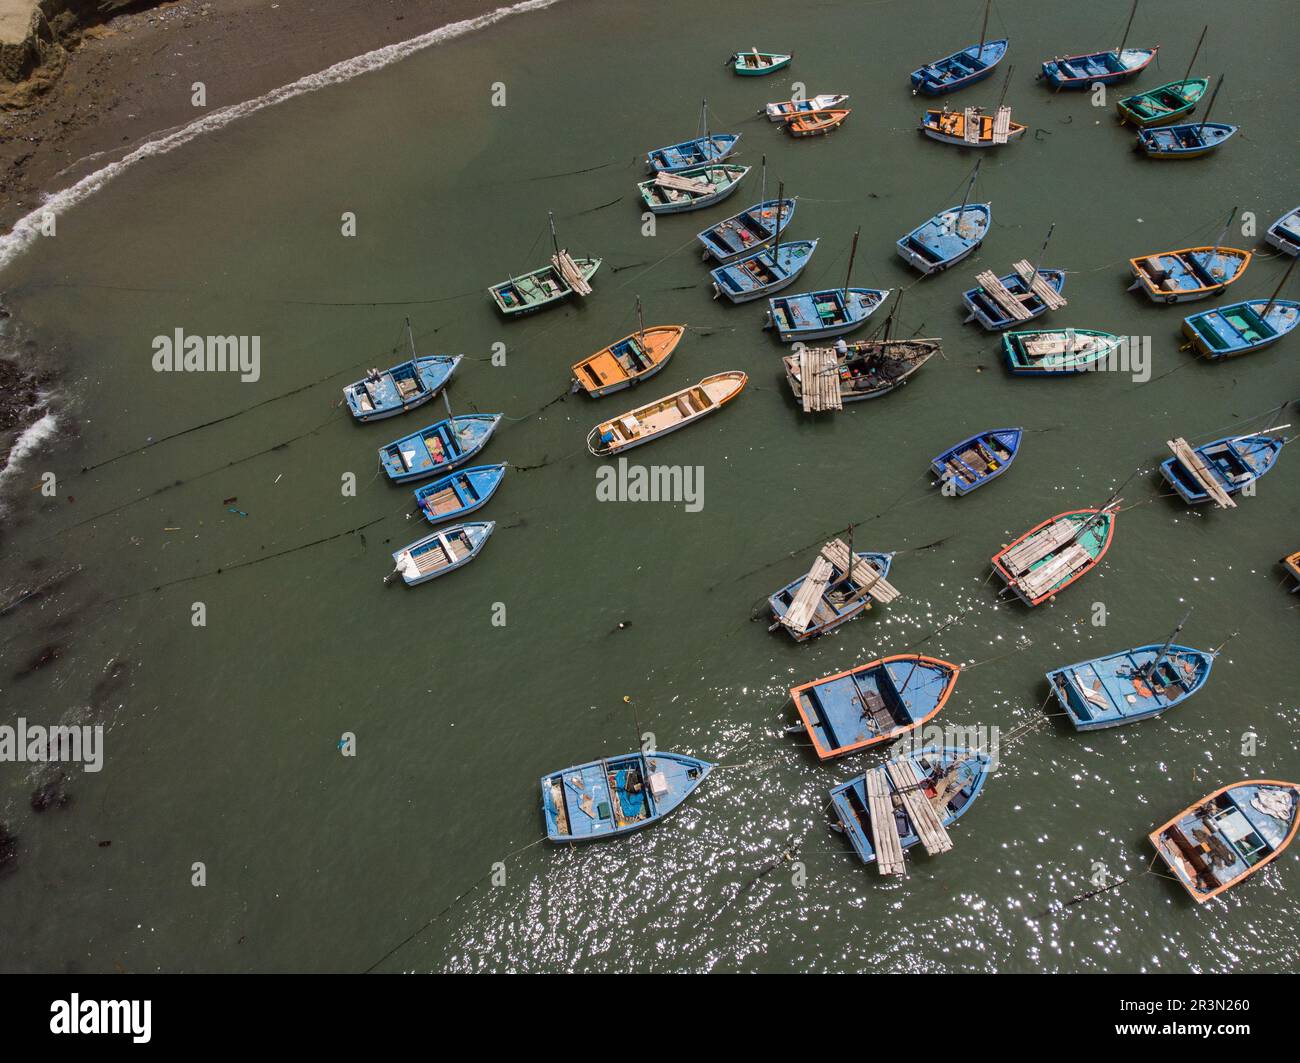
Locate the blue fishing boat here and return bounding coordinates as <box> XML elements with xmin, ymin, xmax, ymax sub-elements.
<box><xmin>343</xmin><ymin>320</ymin><xmax>460</xmax><ymax>422</ymax></box>
<box><xmin>697</xmin><ymin>198</ymin><xmax>796</xmax><ymax>263</ymax></box>
<box><xmin>896</xmin><ymin>161</ymin><xmax>990</xmax><ymax>274</ymax></box>
<box><xmin>378</xmin><ymin>413</ymin><xmax>501</xmax><ymax>484</ymax></box>
<box><xmin>788</xmin><ymin>654</ymin><xmax>960</xmax><ymax>761</ymax></box>
<box><xmin>711</xmin><ymin>240</ymin><xmax>817</xmax><ymax>304</ymax></box>
<box><xmin>1160</xmin><ymin>434</ymin><xmax>1286</xmax><ymax>505</ymax></box>
<box><xmin>413</xmin><ymin>463</ymin><xmax>506</xmax><ymax>525</ymax></box>
<box><xmin>541</xmin><ymin>751</ymin><xmax>713</xmax><ymax>842</ymax></box>
<box><xmin>646</xmin><ymin>133</ymin><xmax>739</xmax><ymax>173</ymax></box>
<box><xmin>1041</xmin><ymin>47</ymin><xmax>1156</xmax><ymax>88</ymax></box>
<box><xmin>962</xmin><ymin>268</ymin><xmax>1066</xmax><ymax>330</ymax></box>
<box><xmin>1266</xmin><ymin>207</ymin><xmax>1300</xmax><ymax>256</ymax></box>
<box><xmin>768</xmin><ymin>540</ymin><xmax>895</xmax><ymax>642</ymax></box>
<box><xmin>830</xmin><ymin>747</ymin><xmax>992</xmax><ymax>870</ymax></box>
<box><xmin>1047</xmin><ymin>637</ymin><xmax>1214</xmax><ymax>731</ymax></box>
<box><xmin>387</xmin><ymin>520</ymin><xmax>494</xmax><ymax>587</ymax></box>
<box><xmin>1136</xmin><ymin>121</ymin><xmax>1237</xmax><ymax>158</ymax></box>
<box><xmin>911</xmin><ymin>36</ymin><xmax>1008</xmax><ymax>95</ymax></box>
<box><xmin>931</xmin><ymin>428</ymin><xmax>1022</xmax><ymax>494</ymax></box>
<box><xmin>1182</xmin><ymin>298</ymin><xmax>1300</xmax><ymax>359</ymax></box>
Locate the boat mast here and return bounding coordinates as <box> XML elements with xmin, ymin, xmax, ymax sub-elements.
<box><xmin>636</xmin><ymin>295</ymin><xmax>645</xmax><ymax>349</ymax></box>
<box><xmin>954</xmin><ymin>158</ymin><xmax>982</xmax><ymax>232</ymax></box>
<box><xmin>884</xmin><ymin>288</ymin><xmax>904</xmax><ymax>341</ymax></box>
<box><xmin>1144</xmin><ymin>608</ymin><xmax>1193</xmax><ymax>678</ymax></box>
<box><xmin>1198</xmin><ymin>74</ymin><xmax>1224</xmax><ymax>134</ymax></box>
<box><xmin>1208</xmin><ymin>205</ymin><xmax>1237</xmax><ymax>289</ymax></box>
<box><xmin>701</xmin><ymin>98</ymin><xmax>710</xmax><ymax>153</ymax></box>
<box><xmin>773</xmin><ymin>179</ymin><xmax>785</xmax><ymax>261</ymax></box>
<box><xmin>996</xmin><ymin>63</ymin><xmax>1014</xmax><ymax>110</ymax></box>
<box><xmin>1181</xmin><ymin>25</ymin><xmax>1207</xmax><ymax>85</ymax></box>
<box><xmin>1030</xmin><ymin>222</ymin><xmax>1056</xmax><ymax>280</ymax></box>
<box><xmin>977</xmin><ymin>0</ymin><xmax>990</xmax><ymax>58</ymax></box>
<box><xmin>405</xmin><ymin>316</ymin><xmax>417</xmax><ymax>358</ymax></box>
<box><xmin>1260</xmin><ymin>256</ymin><xmax>1297</xmax><ymax>320</ymax></box>
<box><xmin>759</xmin><ymin>154</ymin><xmax>767</xmax><ymax>209</ymax></box>
<box><xmin>843</xmin><ymin>227</ymin><xmax>860</xmax><ymax>300</ymax></box>
<box><xmin>845</xmin><ymin>525</ymin><xmax>854</xmax><ymax>588</ymax></box>
<box><xmin>548</xmin><ymin>210</ymin><xmax>560</xmax><ymax>257</ymax></box>
<box><xmin>1116</xmin><ymin>0</ymin><xmax>1139</xmax><ymax>55</ymax></box>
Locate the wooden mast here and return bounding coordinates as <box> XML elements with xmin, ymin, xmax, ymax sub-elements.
<box><xmin>1145</xmin><ymin>608</ymin><xmax>1193</xmax><ymax>678</ymax></box>
<box><xmin>773</xmin><ymin>179</ymin><xmax>785</xmax><ymax>262</ymax></box>
<box><xmin>996</xmin><ymin>63</ymin><xmax>1014</xmax><ymax>109</ymax></box>
<box><xmin>636</xmin><ymin>295</ymin><xmax>645</xmax><ymax>349</ymax></box>
<box><xmin>954</xmin><ymin>158</ymin><xmax>982</xmax><ymax>233</ymax></box>
<box><xmin>1030</xmin><ymin>222</ymin><xmax>1056</xmax><ymax>280</ymax></box>
<box><xmin>977</xmin><ymin>0</ymin><xmax>990</xmax><ymax>58</ymax></box>
<box><xmin>1260</xmin><ymin>257</ymin><xmax>1297</xmax><ymax>320</ymax></box>
<box><xmin>1197</xmin><ymin>74</ymin><xmax>1224</xmax><ymax>134</ymax></box>
<box><xmin>1180</xmin><ymin>24</ymin><xmax>1207</xmax><ymax>87</ymax></box>
<box><xmin>548</xmin><ymin>210</ymin><xmax>560</xmax><ymax>256</ymax></box>
<box><xmin>1208</xmin><ymin>206</ymin><xmax>1237</xmax><ymax>290</ymax></box>
<box><xmin>1116</xmin><ymin>0</ymin><xmax>1139</xmax><ymax>55</ymax></box>
<box><xmin>405</xmin><ymin>316</ymin><xmax>417</xmax><ymax>358</ymax></box>
<box><xmin>843</xmin><ymin>227</ymin><xmax>860</xmax><ymax>300</ymax></box>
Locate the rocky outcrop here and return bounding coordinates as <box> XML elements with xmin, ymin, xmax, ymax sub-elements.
<box><xmin>1</xmin><ymin>1</ymin><xmax>153</xmax><ymax>86</ymax></box>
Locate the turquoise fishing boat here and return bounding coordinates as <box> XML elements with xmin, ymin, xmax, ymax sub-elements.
<box><xmin>541</xmin><ymin>751</ymin><xmax>714</xmax><ymax>842</ymax></box>
<box><xmin>638</xmin><ymin>163</ymin><xmax>749</xmax><ymax>214</ymax></box>
<box><xmin>1002</xmin><ymin>328</ymin><xmax>1121</xmax><ymax>374</ymax></box>
<box><xmin>729</xmin><ymin>49</ymin><xmax>790</xmax><ymax>76</ymax></box>
<box><xmin>413</xmin><ymin>463</ymin><xmax>506</xmax><ymax>525</ymax></box>
<box><xmin>378</xmin><ymin>413</ymin><xmax>501</xmax><ymax>484</ymax></box>
<box><xmin>1182</xmin><ymin>298</ymin><xmax>1300</xmax><ymax>359</ymax></box>
<box><xmin>1047</xmin><ymin>638</ymin><xmax>1214</xmax><ymax>731</ymax></box>
<box><xmin>387</xmin><ymin>520</ymin><xmax>494</xmax><ymax>587</ymax></box>
<box><xmin>1116</xmin><ymin>26</ymin><xmax>1208</xmax><ymax>126</ymax></box>
<box><xmin>488</xmin><ymin>213</ymin><xmax>600</xmax><ymax>316</ymax></box>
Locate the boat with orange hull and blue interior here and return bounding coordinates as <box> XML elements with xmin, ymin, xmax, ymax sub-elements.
<box><xmin>1150</xmin><ymin>780</ymin><xmax>1300</xmax><ymax>902</ymax></box>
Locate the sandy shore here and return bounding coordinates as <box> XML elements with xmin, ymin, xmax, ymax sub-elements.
<box><xmin>0</xmin><ymin>0</ymin><xmax>518</xmax><ymax>236</ymax></box>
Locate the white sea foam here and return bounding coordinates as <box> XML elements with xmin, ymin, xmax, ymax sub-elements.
<box><xmin>0</xmin><ymin>410</ymin><xmax>58</xmax><ymax>497</ymax></box>
<box><xmin>0</xmin><ymin>0</ymin><xmax>566</xmax><ymax>276</ymax></box>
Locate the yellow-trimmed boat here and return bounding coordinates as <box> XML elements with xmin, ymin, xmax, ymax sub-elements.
<box><xmin>920</xmin><ymin>106</ymin><xmax>1026</xmax><ymax>147</ymax></box>
<box><xmin>586</xmin><ymin>372</ymin><xmax>746</xmax><ymax>457</ymax></box>
<box><xmin>570</xmin><ymin>324</ymin><xmax>686</xmax><ymax>398</ymax></box>
<box><xmin>1128</xmin><ymin>246</ymin><xmax>1251</xmax><ymax>304</ymax></box>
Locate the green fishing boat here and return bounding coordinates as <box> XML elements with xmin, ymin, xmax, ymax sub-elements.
<box><xmin>488</xmin><ymin>211</ymin><xmax>601</xmax><ymax>317</ymax></box>
<box><xmin>1003</xmin><ymin>328</ymin><xmax>1121</xmax><ymax>374</ymax></box>
<box><xmin>1116</xmin><ymin>78</ymin><xmax>1210</xmax><ymax>126</ymax></box>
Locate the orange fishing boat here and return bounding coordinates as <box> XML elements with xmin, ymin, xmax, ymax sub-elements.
<box><xmin>1150</xmin><ymin>780</ymin><xmax>1300</xmax><ymax>902</ymax></box>
<box><xmin>1283</xmin><ymin>550</ymin><xmax>1300</xmax><ymax>590</ymax></box>
<box><xmin>785</xmin><ymin>108</ymin><xmax>851</xmax><ymax>137</ymax></box>
<box><xmin>570</xmin><ymin>322</ymin><xmax>685</xmax><ymax>398</ymax></box>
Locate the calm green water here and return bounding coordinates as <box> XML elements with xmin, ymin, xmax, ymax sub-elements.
<box><xmin>1</xmin><ymin>0</ymin><xmax>1297</xmax><ymax>972</ymax></box>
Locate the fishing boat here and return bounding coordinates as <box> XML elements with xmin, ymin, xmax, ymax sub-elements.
<box><xmin>379</xmin><ymin>413</ymin><xmax>501</xmax><ymax>484</ymax></box>
<box><xmin>646</xmin><ymin>100</ymin><xmax>738</xmax><ymax>173</ymax></box>
<box><xmin>1265</xmin><ymin>206</ymin><xmax>1300</xmax><ymax>256</ymax></box>
<box><xmin>785</xmin><ymin>109</ymin><xmax>851</xmax><ymax>137</ymax></box>
<box><xmin>343</xmin><ymin>343</ymin><xmax>461</xmax><ymax>422</ymax></box>
<box><xmin>764</xmin><ymin>93</ymin><xmax>849</xmax><ymax>121</ymax></box>
<box><xmin>413</xmin><ymin>464</ymin><xmax>506</xmax><ymax>526</ymax></box>
<box><xmin>586</xmin><ymin>371</ymin><xmax>746</xmax><ymax>457</ymax></box>
<box><xmin>992</xmin><ymin>504</ymin><xmax>1119</xmax><ymax>606</ymax></box>
<box><xmin>1129</xmin><ymin>245</ymin><xmax>1250</xmax><ymax>303</ymax></box>
<box><xmin>570</xmin><ymin>315</ymin><xmax>685</xmax><ymax>398</ymax></box>
<box><xmin>1041</xmin><ymin>3</ymin><xmax>1156</xmax><ymax>88</ymax></box>
<box><xmin>910</xmin><ymin>3</ymin><xmax>1006</xmax><ymax>96</ymax></box>
<box><xmin>387</xmin><ymin>521</ymin><xmax>494</xmax><ymax>587</ymax></box>
<box><xmin>920</xmin><ymin>105</ymin><xmax>1026</xmax><ymax>146</ymax></box>
<box><xmin>783</xmin><ymin>336</ymin><xmax>941</xmax><ymax>408</ymax></box>
<box><xmin>1137</xmin><ymin>121</ymin><xmax>1237</xmax><ymax>158</ymax></box>
<box><xmin>1002</xmin><ymin>328</ymin><xmax>1122</xmax><ymax>374</ymax></box>
<box><xmin>962</xmin><ymin>268</ymin><xmax>1066</xmax><ymax>330</ymax></box>
<box><xmin>1046</xmin><ymin>630</ymin><xmax>1214</xmax><ymax>731</ymax></box>
<box><xmin>1159</xmin><ymin>433</ymin><xmax>1285</xmax><ymax>505</ymax></box>
<box><xmin>696</xmin><ymin>185</ymin><xmax>796</xmax><ymax>263</ymax></box>
<box><xmin>788</xmin><ymin>654</ymin><xmax>960</xmax><ymax>761</ymax></box>
<box><xmin>765</xmin><ymin>228</ymin><xmax>887</xmax><ymax>342</ymax></box>
<box><xmin>1282</xmin><ymin>551</ymin><xmax>1300</xmax><ymax>590</ymax></box>
<box><xmin>768</xmin><ymin>538</ymin><xmax>898</xmax><ymax>642</ymax></box>
<box><xmin>638</xmin><ymin>163</ymin><xmax>749</xmax><ymax>214</ymax></box>
<box><xmin>931</xmin><ymin>428</ymin><xmax>1022</xmax><ymax>494</ymax></box>
<box><xmin>1116</xmin><ymin>26</ymin><xmax>1207</xmax><ymax>126</ymax></box>
<box><xmin>710</xmin><ymin>240</ymin><xmax>817</xmax><ymax>302</ymax></box>
<box><xmin>897</xmin><ymin>160</ymin><xmax>989</xmax><ymax>274</ymax></box>
<box><xmin>1150</xmin><ymin>780</ymin><xmax>1300</xmax><ymax>902</ymax></box>
<box><xmin>1182</xmin><ymin>299</ymin><xmax>1300</xmax><ymax>359</ymax></box>
<box><xmin>830</xmin><ymin>747</ymin><xmax>992</xmax><ymax>872</ymax></box>
<box><xmin>730</xmin><ymin>48</ymin><xmax>791</xmax><ymax>76</ymax></box>
<box><xmin>488</xmin><ymin>212</ymin><xmax>600</xmax><ymax>316</ymax></box>
<box><xmin>541</xmin><ymin>751</ymin><xmax>713</xmax><ymax>842</ymax></box>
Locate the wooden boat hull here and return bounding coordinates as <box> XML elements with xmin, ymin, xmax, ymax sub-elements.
<box><xmin>390</xmin><ymin>520</ymin><xmax>494</xmax><ymax>586</ymax></box>
<box><xmin>897</xmin><ymin>204</ymin><xmax>991</xmax><ymax>274</ymax></box>
<box><xmin>1002</xmin><ymin>328</ymin><xmax>1121</xmax><ymax>374</ymax></box>
<box><xmin>1150</xmin><ymin>780</ymin><xmax>1300</xmax><ymax>902</ymax></box>
<box><xmin>1160</xmin><ymin>434</ymin><xmax>1284</xmax><ymax>504</ymax></box>
<box><xmin>1116</xmin><ymin>78</ymin><xmax>1210</xmax><ymax>126</ymax></box>
<box><xmin>919</xmin><ymin>109</ymin><xmax>1027</xmax><ymax>147</ymax></box>
<box><xmin>697</xmin><ymin>198</ymin><xmax>796</xmax><ymax>264</ymax></box>
<box><xmin>1265</xmin><ymin>207</ymin><xmax>1300</xmax><ymax>256</ymax></box>
<box><xmin>962</xmin><ymin>268</ymin><xmax>1066</xmax><ymax>330</ymax></box>
<box><xmin>830</xmin><ymin>747</ymin><xmax>992</xmax><ymax>865</ymax></box>
<box><xmin>790</xmin><ymin>654</ymin><xmax>960</xmax><ymax>760</ymax></box>
<box><xmin>344</xmin><ymin>355</ymin><xmax>461</xmax><ymax>422</ymax></box>
<box><xmin>766</xmin><ymin>287</ymin><xmax>889</xmax><ymax>342</ymax></box>
<box><xmin>1040</xmin><ymin>47</ymin><xmax>1157</xmax><ymax>88</ymax></box>
<box><xmin>1128</xmin><ymin>246</ymin><xmax>1251</xmax><ymax>303</ymax></box>
<box><xmin>638</xmin><ymin>164</ymin><xmax>750</xmax><ymax>214</ymax></box>
<box><xmin>785</xmin><ymin>109</ymin><xmax>851</xmax><ymax>136</ymax></box>
<box><xmin>587</xmin><ymin>371</ymin><xmax>746</xmax><ymax>456</ymax></box>
<box><xmin>1136</xmin><ymin>122</ymin><xmax>1238</xmax><ymax>158</ymax></box>
<box><xmin>489</xmin><ymin>258</ymin><xmax>602</xmax><ymax>316</ymax></box>
<box><xmin>570</xmin><ymin>324</ymin><xmax>686</xmax><ymax>398</ymax></box>
<box><xmin>541</xmin><ymin>752</ymin><xmax>713</xmax><ymax>842</ymax></box>
<box><xmin>768</xmin><ymin>551</ymin><xmax>893</xmax><ymax>642</ymax></box>
<box><xmin>1283</xmin><ymin>551</ymin><xmax>1300</xmax><ymax>590</ymax></box>
<box><xmin>732</xmin><ymin>51</ymin><xmax>791</xmax><ymax>76</ymax></box>
<box><xmin>1182</xmin><ymin>299</ymin><xmax>1300</xmax><ymax>358</ymax></box>
<box><xmin>413</xmin><ymin>464</ymin><xmax>506</xmax><ymax>526</ymax></box>
<box><xmin>783</xmin><ymin>339</ymin><xmax>941</xmax><ymax>404</ymax></box>
<box><xmin>710</xmin><ymin>239</ymin><xmax>818</xmax><ymax>303</ymax></box>
<box><xmin>765</xmin><ymin>94</ymin><xmax>849</xmax><ymax>121</ymax></box>
<box><xmin>991</xmin><ymin>506</ymin><xmax>1117</xmax><ymax>606</ymax></box>
<box><xmin>910</xmin><ymin>39</ymin><xmax>1008</xmax><ymax>96</ymax></box>
<box><xmin>379</xmin><ymin>413</ymin><xmax>502</xmax><ymax>484</ymax></box>
<box><xmin>1047</xmin><ymin>644</ymin><xmax>1214</xmax><ymax>730</ymax></box>
<box><xmin>646</xmin><ymin>133</ymin><xmax>740</xmax><ymax>174</ymax></box>
<box><xmin>931</xmin><ymin>428</ymin><xmax>1022</xmax><ymax>494</ymax></box>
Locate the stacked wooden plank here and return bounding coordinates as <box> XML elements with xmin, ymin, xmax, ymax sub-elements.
<box><xmin>780</xmin><ymin>556</ymin><xmax>835</xmax><ymax>633</ymax></box>
<box><xmin>963</xmin><ymin>107</ymin><xmax>982</xmax><ymax>144</ymax></box>
<box><xmin>1015</xmin><ymin>542</ymin><xmax>1091</xmax><ymax>600</ymax></box>
<box><xmin>1013</xmin><ymin>259</ymin><xmax>1068</xmax><ymax>309</ymax></box>
<box><xmin>974</xmin><ymin>270</ymin><xmax>1034</xmax><ymax>321</ymax></box>
<box><xmin>1167</xmin><ymin>437</ymin><xmax>1237</xmax><ymax>508</ymax></box>
<box><xmin>886</xmin><ymin>759</ymin><xmax>953</xmax><ymax>855</ymax></box>
<box><xmin>655</xmin><ymin>171</ymin><xmax>711</xmax><ymax>194</ymax></box>
<box><xmin>820</xmin><ymin>539</ymin><xmax>901</xmax><ymax>604</ymax></box>
<box><xmin>992</xmin><ymin>106</ymin><xmax>1012</xmax><ymax>144</ymax></box>
<box><xmin>799</xmin><ymin>346</ymin><xmax>843</xmax><ymax>411</ymax></box>
<box><xmin>552</xmin><ymin>250</ymin><xmax>593</xmax><ymax>296</ymax></box>
<box><xmin>865</xmin><ymin>769</ymin><xmax>906</xmax><ymax>876</ymax></box>
<box><xmin>1000</xmin><ymin>518</ymin><xmax>1080</xmax><ymax>574</ymax></box>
